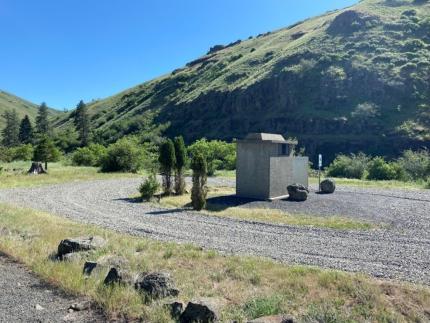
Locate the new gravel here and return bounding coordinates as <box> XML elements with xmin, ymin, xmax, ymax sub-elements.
<box><xmin>0</xmin><ymin>178</ymin><xmax>429</xmax><ymax>286</ymax></box>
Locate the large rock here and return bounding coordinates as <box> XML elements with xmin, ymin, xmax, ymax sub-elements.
<box><xmin>320</xmin><ymin>179</ymin><xmax>336</xmax><ymax>194</ymax></box>
<box><xmin>164</xmin><ymin>301</ymin><xmax>185</xmax><ymax>319</ymax></box>
<box><xmin>180</xmin><ymin>298</ymin><xmax>222</xmax><ymax>323</ymax></box>
<box><xmin>103</xmin><ymin>267</ymin><xmax>135</xmax><ymax>285</ymax></box>
<box><xmin>134</xmin><ymin>272</ymin><xmax>179</xmax><ymax>299</ymax></box>
<box><xmin>57</xmin><ymin>236</ymin><xmax>107</xmax><ymax>258</ymax></box>
<box><xmin>248</xmin><ymin>314</ymin><xmax>295</xmax><ymax>323</ymax></box>
<box><xmin>287</xmin><ymin>184</ymin><xmax>309</xmax><ymax>202</ymax></box>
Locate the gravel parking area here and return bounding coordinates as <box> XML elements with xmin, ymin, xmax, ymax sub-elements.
<box><xmin>0</xmin><ymin>178</ymin><xmax>429</xmax><ymax>285</ymax></box>
<box><xmin>0</xmin><ymin>253</ymin><xmax>103</xmax><ymax>323</ymax></box>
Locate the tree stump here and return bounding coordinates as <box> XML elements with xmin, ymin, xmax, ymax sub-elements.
<box><xmin>28</xmin><ymin>162</ymin><xmax>47</xmax><ymax>174</ymax></box>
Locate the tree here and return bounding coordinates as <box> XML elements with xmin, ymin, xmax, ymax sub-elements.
<box><xmin>191</xmin><ymin>153</ymin><xmax>208</xmax><ymax>211</ymax></box>
<box><xmin>33</xmin><ymin>135</ymin><xmax>60</xmax><ymax>170</ymax></box>
<box><xmin>35</xmin><ymin>102</ymin><xmax>50</xmax><ymax>135</ymax></box>
<box><xmin>1</xmin><ymin>109</ymin><xmax>20</xmax><ymax>147</ymax></box>
<box><xmin>158</xmin><ymin>139</ymin><xmax>176</xmax><ymax>195</ymax></box>
<box><xmin>18</xmin><ymin>115</ymin><xmax>34</xmax><ymax>144</ymax></box>
<box><xmin>174</xmin><ymin>136</ymin><xmax>187</xmax><ymax>195</ymax></box>
<box><xmin>74</xmin><ymin>100</ymin><xmax>90</xmax><ymax>146</ymax></box>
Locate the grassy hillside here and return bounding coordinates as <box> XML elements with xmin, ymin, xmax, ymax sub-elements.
<box><xmin>56</xmin><ymin>0</ymin><xmax>430</xmax><ymax>161</ymax></box>
<box><xmin>0</xmin><ymin>90</ymin><xmax>61</xmax><ymax>131</ymax></box>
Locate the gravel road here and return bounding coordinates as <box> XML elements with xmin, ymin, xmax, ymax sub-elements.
<box><xmin>0</xmin><ymin>178</ymin><xmax>429</xmax><ymax>285</ymax></box>
<box><xmin>0</xmin><ymin>253</ymin><xmax>103</xmax><ymax>322</ymax></box>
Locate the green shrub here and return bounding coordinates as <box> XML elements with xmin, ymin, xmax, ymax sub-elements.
<box><xmin>159</xmin><ymin>139</ymin><xmax>176</xmax><ymax>195</ymax></box>
<box><xmin>396</xmin><ymin>149</ymin><xmax>430</xmax><ymax>181</ymax></box>
<box><xmin>425</xmin><ymin>178</ymin><xmax>430</xmax><ymax>189</ymax></box>
<box><xmin>191</xmin><ymin>153</ymin><xmax>208</xmax><ymax>211</ymax></box>
<box><xmin>367</xmin><ymin>157</ymin><xmax>398</xmax><ymax>180</ymax></box>
<box><xmin>12</xmin><ymin>144</ymin><xmax>34</xmax><ymax>161</ymax></box>
<box><xmin>101</xmin><ymin>138</ymin><xmax>143</xmax><ymax>173</ymax></box>
<box><xmin>0</xmin><ymin>147</ymin><xmax>14</xmax><ymax>162</ymax></box>
<box><xmin>326</xmin><ymin>153</ymin><xmax>370</xmax><ymax>179</ymax></box>
<box><xmin>139</xmin><ymin>174</ymin><xmax>160</xmax><ymax>201</ymax></box>
<box><xmin>188</xmin><ymin>138</ymin><xmax>236</xmax><ymax>175</ymax></box>
<box><xmin>72</xmin><ymin>144</ymin><xmax>107</xmax><ymax>167</ymax></box>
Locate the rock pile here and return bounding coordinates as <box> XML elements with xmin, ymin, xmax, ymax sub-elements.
<box><xmin>287</xmin><ymin>184</ymin><xmax>309</xmax><ymax>201</ymax></box>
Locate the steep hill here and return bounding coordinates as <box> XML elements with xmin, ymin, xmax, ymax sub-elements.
<box><xmin>56</xmin><ymin>0</ymin><xmax>430</xmax><ymax>161</ymax></box>
<box><xmin>0</xmin><ymin>90</ymin><xmax>61</xmax><ymax>131</ymax></box>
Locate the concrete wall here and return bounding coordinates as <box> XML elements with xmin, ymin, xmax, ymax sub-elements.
<box><xmin>236</xmin><ymin>142</ymin><xmax>270</xmax><ymax>199</ymax></box>
<box><xmin>269</xmin><ymin>157</ymin><xmax>309</xmax><ymax>198</ymax></box>
<box><xmin>237</xmin><ymin>142</ymin><xmax>309</xmax><ymax>200</ymax></box>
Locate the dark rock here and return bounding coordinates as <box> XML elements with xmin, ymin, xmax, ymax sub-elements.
<box><xmin>248</xmin><ymin>314</ymin><xmax>295</xmax><ymax>323</ymax></box>
<box><xmin>164</xmin><ymin>301</ymin><xmax>184</xmax><ymax>319</ymax></box>
<box><xmin>83</xmin><ymin>261</ymin><xmax>98</xmax><ymax>276</ymax></box>
<box><xmin>103</xmin><ymin>267</ymin><xmax>135</xmax><ymax>285</ymax></box>
<box><xmin>180</xmin><ymin>298</ymin><xmax>222</xmax><ymax>323</ymax></box>
<box><xmin>134</xmin><ymin>272</ymin><xmax>179</xmax><ymax>299</ymax></box>
<box><xmin>103</xmin><ymin>268</ymin><xmax>121</xmax><ymax>285</ymax></box>
<box><xmin>287</xmin><ymin>184</ymin><xmax>309</xmax><ymax>201</ymax></box>
<box><xmin>320</xmin><ymin>179</ymin><xmax>336</xmax><ymax>194</ymax></box>
<box><xmin>57</xmin><ymin>236</ymin><xmax>107</xmax><ymax>258</ymax></box>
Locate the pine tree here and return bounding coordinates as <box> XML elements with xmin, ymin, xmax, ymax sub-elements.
<box><xmin>35</xmin><ymin>102</ymin><xmax>50</xmax><ymax>135</ymax></box>
<box><xmin>19</xmin><ymin>115</ymin><xmax>34</xmax><ymax>144</ymax></box>
<box><xmin>74</xmin><ymin>100</ymin><xmax>90</xmax><ymax>146</ymax></box>
<box><xmin>174</xmin><ymin>136</ymin><xmax>187</xmax><ymax>195</ymax></box>
<box><xmin>191</xmin><ymin>153</ymin><xmax>207</xmax><ymax>211</ymax></box>
<box><xmin>1</xmin><ymin>109</ymin><xmax>20</xmax><ymax>147</ymax></box>
<box><xmin>158</xmin><ymin>139</ymin><xmax>176</xmax><ymax>195</ymax></box>
<box><xmin>33</xmin><ymin>135</ymin><xmax>60</xmax><ymax>170</ymax></box>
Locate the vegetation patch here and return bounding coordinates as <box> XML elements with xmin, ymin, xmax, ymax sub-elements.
<box><xmin>158</xmin><ymin>186</ymin><xmax>375</xmax><ymax>230</ymax></box>
<box><xmin>0</xmin><ymin>204</ymin><xmax>428</xmax><ymax>322</ymax></box>
<box><xmin>0</xmin><ymin>161</ymin><xmax>135</xmax><ymax>189</ymax></box>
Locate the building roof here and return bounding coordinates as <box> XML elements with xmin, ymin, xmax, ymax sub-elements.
<box><xmin>240</xmin><ymin>133</ymin><xmax>298</xmax><ymax>144</ymax></box>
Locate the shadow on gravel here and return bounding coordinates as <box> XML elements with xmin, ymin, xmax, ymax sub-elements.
<box><xmin>113</xmin><ymin>197</ymin><xmax>142</xmax><ymax>203</ymax></box>
<box><xmin>147</xmin><ymin>208</ymin><xmax>188</xmax><ymax>215</ymax></box>
<box><xmin>205</xmin><ymin>195</ymin><xmax>262</xmax><ymax>211</ymax></box>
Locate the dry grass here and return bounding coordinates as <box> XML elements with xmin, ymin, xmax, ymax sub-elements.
<box><xmin>0</xmin><ymin>203</ymin><xmax>428</xmax><ymax>322</ymax></box>
<box><xmin>158</xmin><ymin>186</ymin><xmax>374</xmax><ymax>230</ymax></box>
<box><xmin>0</xmin><ymin>161</ymin><xmax>135</xmax><ymax>189</ymax></box>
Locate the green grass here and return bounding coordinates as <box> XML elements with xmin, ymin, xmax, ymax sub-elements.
<box><xmin>0</xmin><ymin>161</ymin><xmax>136</xmax><ymax>189</ymax></box>
<box><xmin>158</xmin><ymin>186</ymin><xmax>375</xmax><ymax>230</ymax></box>
<box><xmin>0</xmin><ymin>203</ymin><xmax>428</xmax><ymax>322</ymax></box>
<box><xmin>309</xmin><ymin>176</ymin><xmax>427</xmax><ymax>190</ymax></box>
<box><xmin>214</xmin><ymin>170</ymin><xmax>427</xmax><ymax>190</ymax></box>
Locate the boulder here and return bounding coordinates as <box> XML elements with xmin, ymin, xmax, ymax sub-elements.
<box><xmin>320</xmin><ymin>179</ymin><xmax>336</xmax><ymax>194</ymax></box>
<box><xmin>62</xmin><ymin>252</ymin><xmax>89</xmax><ymax>262</ymax></box>
<box><xmin>103</xmin><ymin>267</ymin><xmax>135</xmax><ymax>285</ymax></box>
<box><xmin>164</xmin><ymin>301</ymin><xmax>185</xmax><ymax>319</ymax></box>
<box><xmin>57</xmin><ymin>236</ymin><xmax>106</xmax><ymax>258</ymax></box>
<box><xmin>287</xmin><ymin>184</ymin><xmax>309</xmax><ymax>202</ymax></box>
<box><xmin>248</xmin><ymin>314</ymin><xmax>295</xmax><ymax>323</ymax></box>
<box><xmin>84</xmin><ymin>255</ymin><xmax>130</xmax><ymax>277</ymax></box>
<box><xmin>83</xmin><ymin>261</ymin><xmax>98</xmax><ymax>276</ymax></box>
<box><xmin>134</xmin><ymin>272</ymin><xmax>179</xmax><ymax>299</ymax></box>
<box><xmin>180</xmin><ymin>298</ymin><xmax>222</xmax><ymax>323</ymax></box>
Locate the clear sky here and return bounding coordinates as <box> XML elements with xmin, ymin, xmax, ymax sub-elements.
<box><xmin>0</xmin><ymin>0</ymin><xmax>358</xmax><ymax>110</ymax></box>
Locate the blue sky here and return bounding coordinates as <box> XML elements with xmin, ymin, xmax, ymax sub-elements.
<box><xmin>0</xmin><ymin>0</ymin><xmax>357</xmax><ymax>110</ymax></box>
